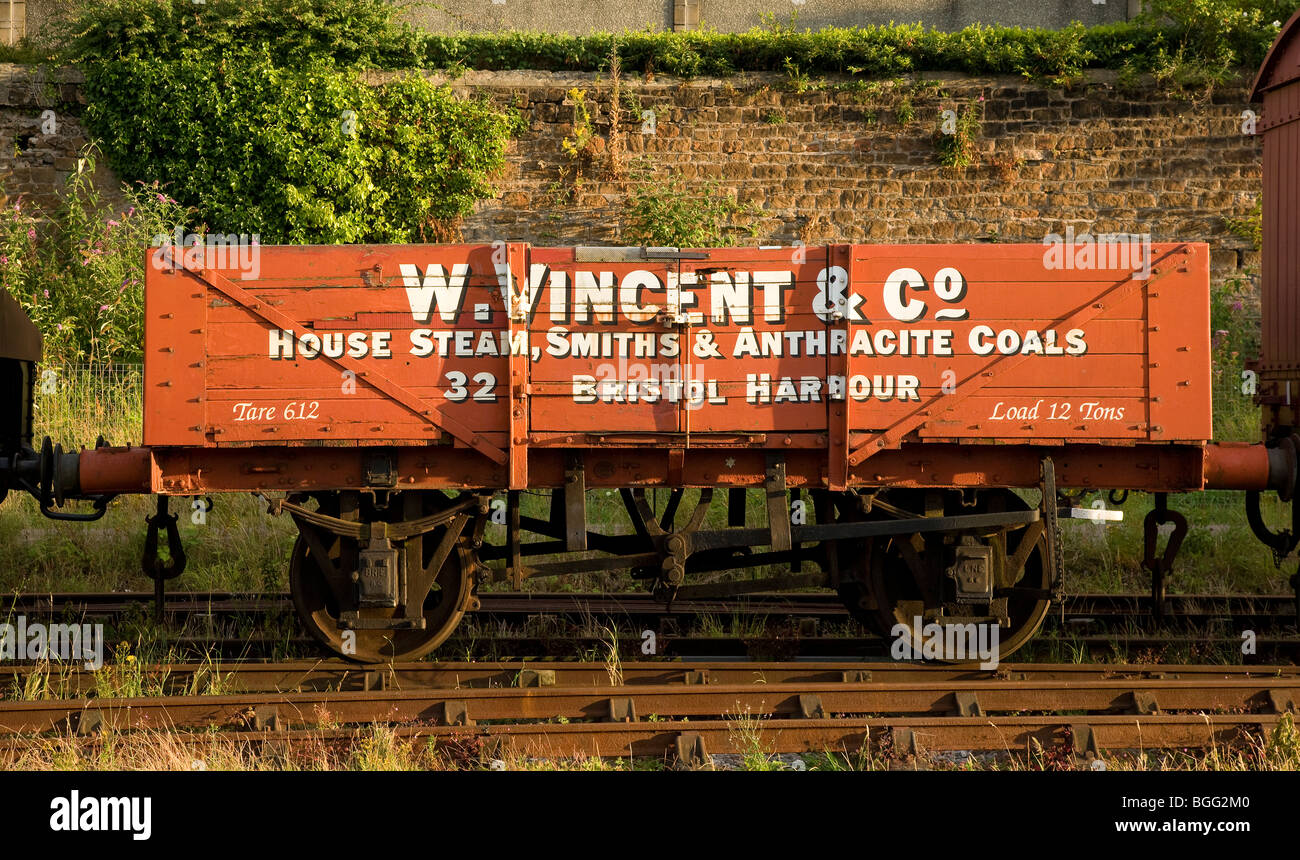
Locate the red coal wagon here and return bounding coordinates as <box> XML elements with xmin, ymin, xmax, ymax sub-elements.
<box><xmin>5</xmin><ymin>239</ymin><xmax>1290</xmax><ymax>661</ymax></box>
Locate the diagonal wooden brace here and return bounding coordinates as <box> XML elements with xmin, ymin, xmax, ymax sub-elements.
<box><xmin>184</xmin><ymin>264</ymin><xmax>506</xmax><ymax>464</ymax></box>
<box><xmin>846</xmin><ymin>245</ymin><xmax>1190</xmax><ymax>466</ymax></box>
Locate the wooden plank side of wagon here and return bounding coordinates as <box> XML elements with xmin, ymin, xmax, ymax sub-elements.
<box><xmin>838</xmin><ymin>242</ymin><xmax>1211</xmax><ymax>464</ymax></box>
<box><xmin>145</xmin><ymin>244</ymin><xmax>514</xmax><ymax>465</ymax></box>
<box><xmin>142</xmin><ymin>249</ymin><xmax>208</xmax><ymax>447</ymax></box>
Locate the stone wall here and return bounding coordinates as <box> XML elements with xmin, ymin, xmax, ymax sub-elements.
<box><xmin>0</xmin><ymin>64</ymin><xmax>1263</xmax><ymax>283</ymax></box>
<box><xmin>444</xmin><ymin>69</ymin><xmax>1261</xmax><ymax>281</ymax></box>
<box><xmin>0</xmin><ymin>65</ymin><xmax>122</xmax><ymax>215</ymax></box>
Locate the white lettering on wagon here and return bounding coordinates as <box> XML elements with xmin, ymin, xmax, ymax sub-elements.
<box><xmin>268</xmin><ymin>329</ymin><xmax>392</xmax><ymax>359</ymax></box>
<box><xmin>231</xmin><ymin>257</ymin><xmax>1154</xmax><ymax>435</ymax></box>
<box><xmin>401</xmin><ymin>263</ymin><xmax>470</xmax><ymax>323</ymax></box>
<box><xmin>988</xmin><ymin>400</ymin><xmax>1127</xmax><ymax>422</ymax></box>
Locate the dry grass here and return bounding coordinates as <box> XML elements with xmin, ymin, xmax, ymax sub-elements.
<box><xmin>0</xmin><ymin>726</ymin><xmax>655</xmax><ymax>771</ymax></box>
<box><xmin>0</xmin><ymin>714</ymin><xmax>1295</xmax><ymax>771</ymax></box>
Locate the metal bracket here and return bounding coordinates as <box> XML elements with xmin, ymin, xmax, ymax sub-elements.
<box><xmin>1141</xmin><ymin>493</ymin><xmax>1187</xmax><ymax>619</ymax></box>
<box><xmin>518</xmin><ymin>669</ymin><xmax>556</xmax><ymax>687</ymax></box>
<box><xmin>441</xmin><ymin>701</ymin><xmax>473</xmax><ymax>726</ymax></box>
<box><xmin>766</xmin><ymin>452</ymin><xmax>792</xmax><ymax>553</ymax></box>
<box><xmin>362</xmin><ymin>451</ymin><xmax>397</xmax><ymax>488</ymax></box>
<box><xmin>1246</xmin><ymin>487</ymin><xmax>1300</xmax><ymax>567</ymax></box>
<box><xmin>676</xmin><ymin>731</ymin><xmax>709</xmax><ymax>769</ymax></box>
<box><xmin>798</xmin><ymin>694</ymin><xmax>825</xmax><ymax>719</ymax></box>
<box><xmin>1267</xmin><ymin>689</ymin><xmax>1296</xmax><ymax>714</ymax></box>
<box><xmin>574</xmin><ymin>246</ymin><xmax>709</xmax><ymax>262</ymax></box>
<box><xmin>1040</xmin><ymin>457</ymin><xmax>1063</xmax><ymax>602</ymax></box>
<box><xmin>564</xmin><ymin>452</ymin><xmax>587</xmax><ymax>551</ymax></box>
<box><xmin>143</xmin><ymin>495</ymin><xmax>188</xmax><ymax>623</ymax></box>
<box><xmin>356</xmin><ymin>523</ymin><xmax>399</xmax><ymax>609</ymax></box>
<box><xmin>949</xmin><ymin>539</ymin><xmax>994</xmax><ymax>604</ymax></box>
<box><xmin>508</xmin><ymin>490</ymin><xmax>523</xmax><ymax>589</ymax></box>
<box><xmin>1070</xmin><ymin>723</ymin><xmax>1101</xmax><ymax>765</ymax></box>
<box><xmin>1130</xmin><ymin>690</ymin><xmax>1160</xmax><ymax>715</ymax></box>
<box><xmin>954</xmin><ymin>691</ymin><xmax>984</xmax><ymax>716</ymax></box>
<box><xmin>891</xmin><ymin>727</ymin><xmax>920</xmax><ymax>757</ymax></box>
<box><xmin>253</xmin><ymin>705</ymin><xmax>279</xmax><ymax>731</ymax></box>
<box><xmin>607</xmin><ymin>697</ymin><xmax>638</xmax><ymax>723</ymax></box>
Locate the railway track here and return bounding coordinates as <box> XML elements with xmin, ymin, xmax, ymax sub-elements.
<box><xmin>5</xmin><ymin>658</ymin><xmax>1292</xmax><ymax>697</ymax></box>
<box><xmin>5</xmin><ymin>588</ymin><xmax>1297</xmax><ymax>662</ymax></box>
<box><xmin>4</xmin><ymin>715</ymin><xmax>1278</xmax><ymax>765</ymax></box>
<box><xmin>0</xmin><ymin>661</ymin><xmax>1294</xmax><ymax>762</ymax></box>
<box><xmin>6</xmin><ymin>589</ymin><xmax>1298</xmax><ymax>628</ymax></box>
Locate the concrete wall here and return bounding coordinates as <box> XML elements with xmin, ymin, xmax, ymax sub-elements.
<box><xmin>21</xmin><ymin>0</ymin><xmax>1142</xmax><ymax>39</ymax></box>
<box><xmin>415</xmin><ymin>1</ymin><xmax>1137</xmax><ymax>34</ymax></box>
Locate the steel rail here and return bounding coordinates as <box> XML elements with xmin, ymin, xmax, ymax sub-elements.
<box><xmin>5</xmin><ymin>590</ymin><xmax>1296</xmax><ymax>622</ymax></box>
<box><xmin>376</xmin><ymin>713</ymin><xmax>1281</xmax><ymax>757</ymax></box>
<box><xmin>5</xmin><ymin>659</ymin><xmax>1297</xmax><ymax>697</ymax></box>
<box><xmin>0</xmin><ymin>715</ymin><xmax>1281</xmax><ymax>759</ymax></box>
<box><xmin>1</xmin><ymin>676</ymin><xmax>1296</xmax><ymax>734</ymax></box>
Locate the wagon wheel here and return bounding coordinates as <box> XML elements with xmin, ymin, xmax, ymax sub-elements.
<box><xmin>847</xmin><ymin>489</ymin><xmax>1051</xmax><ymax>661</ymax></box>
<box><xmin>289</xmin><ymin>495</ymin><xmax>477</xmax><ymax>663</ymax></box>
<box><xmin>833</xmin><ymin>492</ymin><xmax>893</xmax><ymax>636</ymax></box>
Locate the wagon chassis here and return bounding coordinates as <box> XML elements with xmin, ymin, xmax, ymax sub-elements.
<box><xmin>198</xmin><ymin>448</ymin><xmax>1065</xmax><ymax>661</ymax></box>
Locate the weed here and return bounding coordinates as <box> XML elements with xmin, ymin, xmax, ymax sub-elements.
<box><xmin>728</xmin><ymin>706</ymin><xmax>780</xmax><ymax>771</ymax></box>
<box><xmin>934</xmin><ymin>99</ymin><xmax>983</xmax><ymax>168</ymax></box>
<box><xmin>620</xmin><ymin>162</ymin><xmax>757</xmax><ymax>248</ymax></box>
<box><xmin>1225</xmin><ymin>198</ymin><xmax>1262</xmax><ymax>251</ymax></box>
<box><xmin>601</xmin><ymin>625</ymin><xmax>623</xmax><ymax>686</ymax></box>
